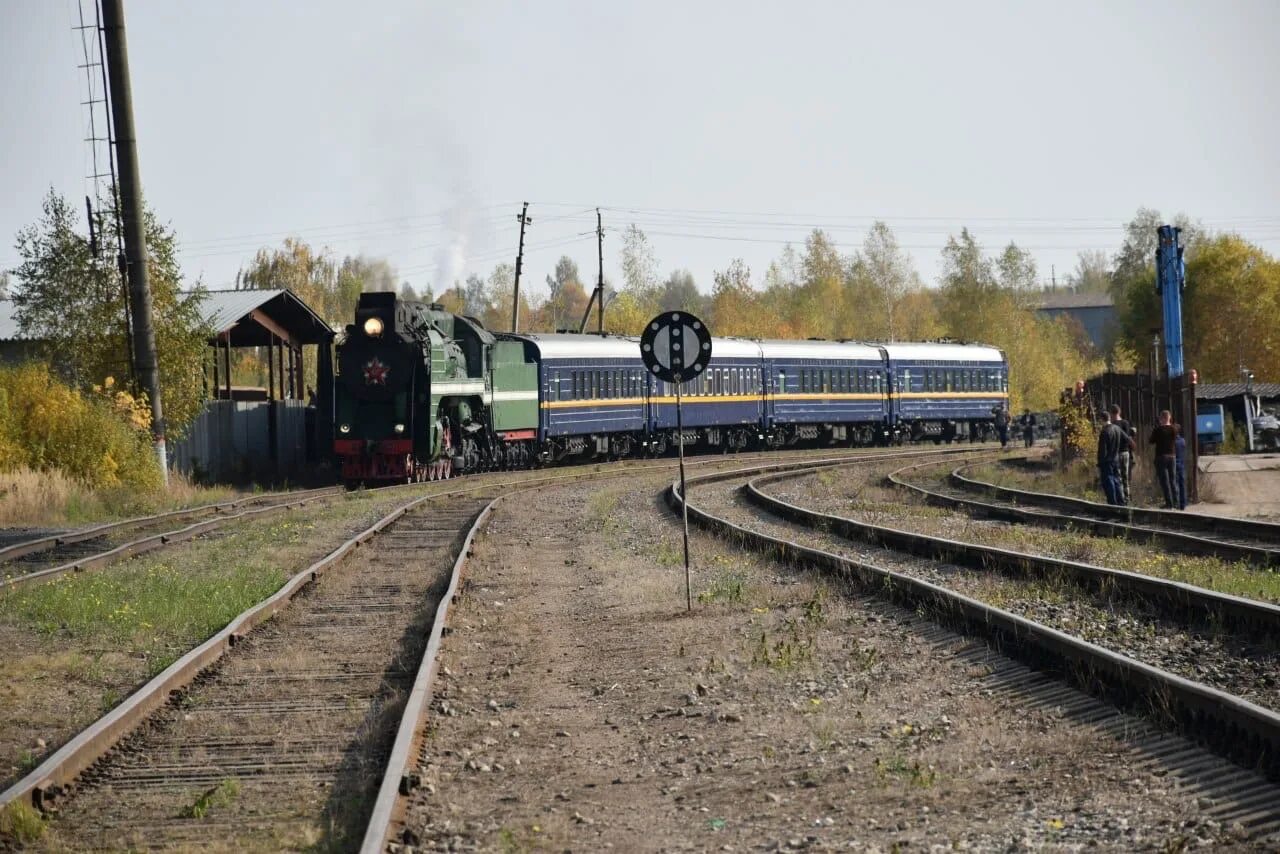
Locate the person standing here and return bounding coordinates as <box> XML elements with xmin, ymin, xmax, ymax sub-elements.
<box><xmin>993</xmin><ymin>405</ymin><xmax>1010</xmax><ymax>449</ymax></box>
<box><xmin>1108</xmin><ymin>404</ymin><xmax>1136</xmax><ymax>505</ymax></box>
<box><xmin>1096</xmin><ymin>411</ymin><xmax>1125</xmax><ymax>505</ymax></box>
<box><xmin>1174</xmin><ymin>424</ymin><xmax>1188</xmax><ymax>510</ymax></box>
<box><xmin>1149</xmin><ymin>410</ymin><xmax>1180</xmax><ymax>509</ymax></box>
<box><xmin>1020</xmin><ymin>409</ymin><xmax>1036</xmax><ymax>448</ymax></box>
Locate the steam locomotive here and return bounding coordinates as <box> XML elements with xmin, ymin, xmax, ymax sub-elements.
<box><xmin>332</xmin><ymin>292</ymin><xmax>1008</xmax><ymax>484</ymax></box>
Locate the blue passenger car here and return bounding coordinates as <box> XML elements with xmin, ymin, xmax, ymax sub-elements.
<box><xmin>883</xmin><ymin>343</ymin><xmax>1008</xmax><ymax>440</ymax></box>
<box><xmin>511</xmin><ymin>334</ymin><xmax>648</xmax><ymax>459</ymax></box>
<box><xmin>649</xmin><ymin>338</ymin><xmax>764</xmax><ymax>450</ymax></box>
<box><xmin>762</xmin><ymin>341</ymin><xmax>889</xmax><ymax>445</ymax></box>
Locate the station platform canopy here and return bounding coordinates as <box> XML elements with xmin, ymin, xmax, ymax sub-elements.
<box><xmin>198</xmin><ymin>289</ymin><xmax>335</xmax><ymax>401</ymax></box>
<box><xmin>200</xmin><ymin>288</ymin><xmax>334</xmax><ymax>347</ymax></box>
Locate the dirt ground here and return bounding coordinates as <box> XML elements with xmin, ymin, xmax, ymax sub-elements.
<box><xmin>401</xmin><ymin>470</ymin><xmax>1243</xmax><ymax>851</ymax></box>
<box><xmin>1195</xmin><ymin>455</ymin><xmax>1280</xmax><ymax>519</ymax></box>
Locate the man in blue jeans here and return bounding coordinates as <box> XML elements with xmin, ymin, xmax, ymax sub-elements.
<box><xmin>1096</xmin><ymin>410</ymin><xmax>1127</xmax><ymax>505</ymax></box>
<box><xmin>1149</xmin><ymin>410</ymin><xmax>1180</xmax><ymax>509</ymax></box>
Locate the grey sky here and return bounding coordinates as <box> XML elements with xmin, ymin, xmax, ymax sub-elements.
<box><xmin>4</xmin><ymin>0</ymin><xmax>1278</xmax><ymax>302</ymax></box>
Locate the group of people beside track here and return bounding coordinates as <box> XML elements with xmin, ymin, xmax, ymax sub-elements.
<box><xmin>1096</xmin><ymin>404</ymin><xmax>1187</xmax><ymax>509</ymax></box>
<box><xmin>992</xmin><ymin>405</ymin><xmax>1037</xmax><ymax>450</ymax></box>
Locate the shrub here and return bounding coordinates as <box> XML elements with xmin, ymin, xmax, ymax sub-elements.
<box><xmin>0</xmin><ymin>363</ymin><xmax>161</xmax><ymax>492</ymax></box>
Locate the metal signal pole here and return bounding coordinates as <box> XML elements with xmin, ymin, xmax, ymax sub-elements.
<box><xmin>675</xmin><ymin>378</ymin><xmax>691</xmax><ymax>612</ymax></box>
<box><xmin>511</xmin><ymin>202</ymin><xmax>531</xmax><ymax>332</ymax></box>
<box><xmin>101</xmin><ymin>0</ymin><xmax>166</xmax><ymax>483</ymax></box>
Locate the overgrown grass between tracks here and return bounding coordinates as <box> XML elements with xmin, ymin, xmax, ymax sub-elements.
<box><xmin>0</xmin><ymin>488</ymin><xmax>436</xmax><ymax>787</ymax></box>
<box><xmin>813</xmin><ymin>466</ymin><xmax>1280</xmax><ymax>606</ymax></box>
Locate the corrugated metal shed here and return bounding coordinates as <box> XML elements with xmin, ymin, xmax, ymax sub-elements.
<box><xmin>199</xmin><ymin>289</ymin><xmax>334</xmax><ymax>345</ymax></box>
<box><xmin>1034</xmin><ymin>292</ymin><xmax>1115</xmax><ymax>310</ymax></box>
<box><xmin>1197</xmin><ymin>382</ymin><xmax>1280</xmax><ymax>400</ymax></box>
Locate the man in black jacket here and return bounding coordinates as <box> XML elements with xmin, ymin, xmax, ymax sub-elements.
<box><xmin>1096</xmin><ymin>411</ymin><xmax>1126</xmax><ymax>505</ymax></box>
<box><xmin>1149</xmin><ymin>410</ymin><xmax>1180</xmax><ymax>509</ymax></box>
<box><xmin>1108</xmin><ymin>404</ymin><xmax>1136</xmax><ymax>505</ymax></box>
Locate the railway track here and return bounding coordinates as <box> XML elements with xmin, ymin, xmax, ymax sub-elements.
<box><xmin>667</xmin><ymin>454</ymin><xmax>1280</xmax><ymax>837</ymax></box>
<box><xmin>3</xmin><ymin>447</ymin><xmax>967</xmax><ymax>849</ymax></box>
<box><xmin>0</xmin><ymin>486</ymin><xmax>345</xmax><ymax>588</ymax></box>
<box><xmin>909</xmin><ymin>457</ymin><xmax>1280</xmax><ymax>567</ymax></box>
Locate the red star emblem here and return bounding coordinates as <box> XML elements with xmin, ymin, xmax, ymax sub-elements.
<box><xmin>363</xmin><ymin>357</ymin><xmax>390</xmax><ymax>385</ymax></box>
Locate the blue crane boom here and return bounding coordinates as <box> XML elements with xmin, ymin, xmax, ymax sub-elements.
<box><xmin>1156</xmin><ymin>224</ymin><xmax>1186</xmax><ymax>378</ymax></box>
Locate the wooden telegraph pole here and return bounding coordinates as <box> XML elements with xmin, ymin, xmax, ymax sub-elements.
<box><xmin>511</xmin><ymin>202</ymin><xmax>531</xmax><ymax>332</ymax></box>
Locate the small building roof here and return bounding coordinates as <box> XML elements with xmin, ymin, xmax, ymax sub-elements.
<box><xmin>1196</xmin><ymin>382</ymin><xmax>1280</xmax><ymax>400</ymax></box>
<box><xmin>3</xmin><ymin>291</ymin><xmax>334</xmax><ymax>348</ymax></box>
<box><xmin>199</xmin><ymin>289</ymin><xmax>334</xmax><ymax>346</ymax></box>
<box><xmin>1033</xmin><ymin>291</ymin><xmax>1115</xmax><ymax>310</ymax></box>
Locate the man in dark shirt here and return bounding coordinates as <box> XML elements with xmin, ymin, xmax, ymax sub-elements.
<box><xmin>1020</xmin><ymin>409</ymin><xmax>1036</xmax><ymax>448</ymax></box>
<box><xmin>993</xmin><ymin>405</ymin><xmax>1010</xmax><ymax>449</ymax></box>
<box><xmin>1174</xmin><ymin>424</ymin><xmax>1188</xmax><ymax>510</ymax></box>
<box><xmin>1096</xmin><ymin>412</ymin><xmax>1125</xmax><ymax>505</ymax></box>
<box><xmin>1108</xmin><ymin>404</ymin><xmax>1135</xmax><ymax>505</ymax></box>
<box><xmin>1149</xmin><ymin>410</ymin><xmax>1179</xmax><ymax>509</ymax></box>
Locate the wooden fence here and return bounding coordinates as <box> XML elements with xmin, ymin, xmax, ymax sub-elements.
<box><xmin>170</xmin><ymin>400</ymin><xmax>322</xmax><ymax>485</ymax></box>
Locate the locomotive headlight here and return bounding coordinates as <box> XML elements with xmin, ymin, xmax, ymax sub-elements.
<box><xmin>363</xmin><ymin>317</ymin><xmax>385</xmax><ymax>337</ymax></box>
<box><xmin>339</xmin><ymin>423</ymin><xmax>351</xmax><ymax>434</ymax></box>
<box><xmin>393</xmin><ymin>423</ymin><xmax>405</xmax><ymax>434</ymax></box>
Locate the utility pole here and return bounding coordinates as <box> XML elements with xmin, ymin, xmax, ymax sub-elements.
<box><xmin>102</xmin><ymin>0</ymin><xmax>166</xmax><ymax>483</ymax></box>
<box><xmin>578</xmin><ymin>208</ymin><xmax>607</xmax><ymax>335</ymax></box>
<box><xmin>511</xmin><ymin>202</ymin><xmax>531</xmax><ymax>332</ymax></box>
<box><xmin>596</xmin><ymin>208</ymin><xmax>604</xmax><ymax>335</ymax></box>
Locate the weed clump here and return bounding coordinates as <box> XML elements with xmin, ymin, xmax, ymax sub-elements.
<box><xmin>0</xmin><ymin>801</ymin><xmax>46</xmax><ymax>844</ymax></box>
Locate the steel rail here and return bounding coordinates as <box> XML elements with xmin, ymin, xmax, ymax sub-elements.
<box><xmin>669</xmin><ymin>462</ymin><xmax>1280</xmax><ymax>782</ymax></box>
<box><xmin>0</xmin><ymin>454</ymin><xmax>766</xmax><ymax>591</ymax></box>
<box><xmin>358</xmin><ymin>497</ymin><xmax>496</xmax><ymax>854</ymax></box>
<box><xmin>954</xmin><ymin>458</ymin><xmax>1280</xmax><ymax>546</ymax></box>
<box><xmin>356</xmin><ymin>446</ymin><xmax>989</xmax><ymax>853</ymax></box>
<box><xmin>0</xmin><ymin>485</ymin><xmax>342</xmax><ymax>565</ymax></box>
<box><xmin>749</xmin><ymin>463</ymin><xmax>1280</xmax><ymax>643</ymax></box>
<box><xmin>0</xmin><ymin>490</ymin><xmax>345</xmax><ymax>589</ymax></box>
<box><xmin>887</xmin><ymin>458</ymin><xmax>1280</xmax><ymax>567</ymax></box>
<box><xmin>0</xmin><ymin>448</ymin><xmax>902</xmax><ymax>816</ymax></box>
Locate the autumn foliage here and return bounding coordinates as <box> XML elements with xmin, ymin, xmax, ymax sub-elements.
<box><xmin>0</xmin><ymin>363</ymin><xmax>161</xmax><ymax>492</ymax></box>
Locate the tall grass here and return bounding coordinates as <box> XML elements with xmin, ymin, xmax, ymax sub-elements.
<box><xmin>0</xmin><ymin>466</ymin><xmax>239</xmax><ymax>527</ymax></box>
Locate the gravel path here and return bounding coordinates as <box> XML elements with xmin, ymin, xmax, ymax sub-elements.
<box><xmin>398</xmin><ymin>465</ymin><xmax>1250</xmax><ymax>851</ymax></box>
<box><xmin>701</xmin><ymin>459</ymin><xmax>1280</xmax><ymax>716</ymax></box>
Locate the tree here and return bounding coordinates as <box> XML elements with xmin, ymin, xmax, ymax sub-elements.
<box><xmin>461</xmin><ymin>274</ymin><xmax>487</xmax><ymax>317</ymax></box>
<box><xmin>619</xmin><ymin>224</ymin><xmax>660</xmax><ymax>302</ymax></box>
<box><xmin>399</xmin><ymin>282</ymin><xmax>420</xmax><ymax>302</ymax></box>
<box><xmin>659</xmin><ymin>269</ymin><xmax>704</xmax><ymax>314</ymax></box>
<box><xmin>479</xmin><ymin>262</ymin><xmax>533</xmax><ymax>331</ymax></box>
<box><xmin>544</xmin><ymin>256</ymin><xmax>589</xmax><ymax>331</ymax></box>
<box><xmin>238</xmin><ymin>237</ymin><xmax>339</xmax><ymax>321</ymax></box>
<box><xmin>10</xmin><ymin>190</ymin><xmax>208</xmax><ymax>436</ymax></box>
<box><xmin>938</xmin><ymin>228</ymin><xmax>998</xmax><ymax>340</ymax></box>
<box><xmin>792</xmin><ymin>230</ymin><xmax>846</xmax><ymax>339</ymax></box>
<box><xmin>1110</xmin><ymin>207</ymin><xmax>1202</xmax><ymax>301</ymax></box>
<box><xmin>0</xmin><ymin>271</ymin><xmax>9</xmax><ymax>298</ymax></box>
<box><xmin>995</xmin><ymin>242</ymin><xmax>1038</xmax><ymax>296</ymax></box>
<box><xmin>1066</xmin><ymin>250</ymin><xmax>1110</xmax><ymax>293</ymax></box>
<box><xmin>435</xmin><ymin>283</ymin><xmax>467</xmax><ymax>316</ymax></box>
<box><xmin>1118</xmin><ymin>234</ymin><xmax>1280</xmax><ymax>382</ymax></box>
<box><xmin>855</xmin><ymin>222</ymin><xmax>916</xmax><ymax>341</ymax></box>
<box><xmin>709</xmin><ymin>259</ymin><xmax>764</xmax><ymax>337</ymax></box>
